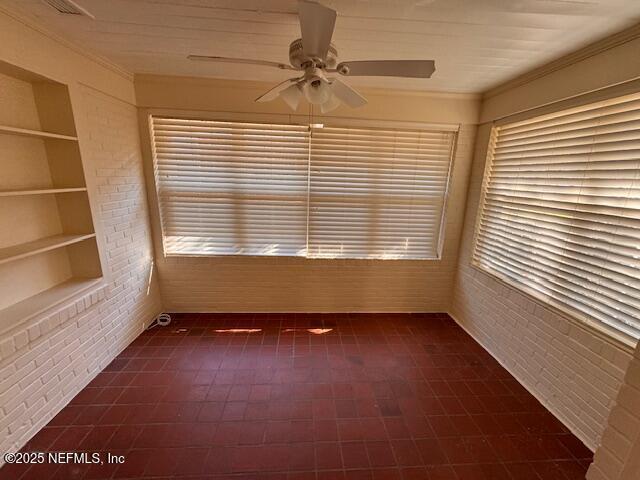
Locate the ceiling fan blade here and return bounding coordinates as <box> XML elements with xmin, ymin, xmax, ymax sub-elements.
<box><xmin>280</xmin><ymin>84</ymin><xmax>303</xmax><ymax>110</ymax></box>
<box><xmin>329</xmin><ymin>79</ymin><xmax>367</xmax><ymax>108</ymax></box>
<box><xmin>298</xmin><ymin>0</ymin><xmax>336</xmax><ymax>60</ymax></box>
<box><xmin>255</xmin><ymin>78</ymin><xmax>301</xmax><ymax>103</ymax></box>
<box><xmin>336</xmin><ymin>60</ymin><xmax>435</xmax><ymax>78</ymax></box>
<box><xmin>188</xmin><ymin>55</ymin><xmax>295</xmax><ymax>70</ymax></box>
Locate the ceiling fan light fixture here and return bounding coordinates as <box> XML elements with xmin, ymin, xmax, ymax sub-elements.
<box><xmin>320</xmin><ymin>93</ymin><xmax>341</xmax><ymax>113</ymax></box>
<box><xmin>280</xmin><ymin>83</ymin><xmax>303</xmax><ymax>110</ymax></box>
<box><xmin>302</xmin><ymin>78</ymin><xmax>332</xmax><ymax>105</ymax></box>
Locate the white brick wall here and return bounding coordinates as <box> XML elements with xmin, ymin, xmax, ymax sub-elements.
<box><xmin>0</xmin><ymin>85</ymin><xmax>162</xmax><ymax>456</ymax></box>
<box><xmin>450</xmin><ymin>123</ymin><xmax>634</xmax><ymax>451</ymax></box>
<box><xmin>587</xmin><ymin>342</ymin><xmax>640</xmax><ymax>480</ymax></box>
<box><xmin>156</xmin><ymin>125</ymin><xmax>477</xmax><ymax>313</ymax></box>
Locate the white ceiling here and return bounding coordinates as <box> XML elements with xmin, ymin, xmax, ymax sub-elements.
<box><xmin>10</xmin><ymin>0</ymin><xmax>640</xmax><ymax>93</ymax></box>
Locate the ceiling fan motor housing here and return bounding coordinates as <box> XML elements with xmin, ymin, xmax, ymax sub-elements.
<box><xmin>289</xmin><ymin>38</ymin><xmax>338</xmax><ymax>69</ymax></box>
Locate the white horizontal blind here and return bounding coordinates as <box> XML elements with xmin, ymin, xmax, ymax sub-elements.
<box><xmin>151</xmin><ymin>117</ymin><xmax>310</xmax><ymax>256</ymax></box>
<box><xmin>474</xmin><ymin>92</ymin><xmax>640</xmax><ymax>339</ymax></box>
<box><xmin>308</xmin><ymin>126</ymin><xmax>456</xmax><ymax>259</ymax></box>
<box><xmin>150</xmin><ymin>116</ymin><xmax>457</xmax><ymax>261</ymax></box>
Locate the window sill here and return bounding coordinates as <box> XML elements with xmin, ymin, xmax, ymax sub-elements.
<box><xmin>163</xmin><ymin>252</ymin><xmax>441</xmax><ymax>262</ymax></box>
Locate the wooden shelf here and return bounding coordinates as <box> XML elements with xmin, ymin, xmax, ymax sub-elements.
<box><xmin>0</xmin><ymin>233</ymin><xmax>96</xmax><ymax>266</ymax></box>
<box><xmin>0</xmin><ymin>277</ymin><xmax>103</xmax><ymax>335</ymax></box>
<box><xmin>0</xmin><ymin>124</ymin><xmax>77</xmax><ymax>141</ymax></box>
<box><xmin>0</xmin><ymin>187</ymin><xmax>87</xmax><ymax>197</ymax></box>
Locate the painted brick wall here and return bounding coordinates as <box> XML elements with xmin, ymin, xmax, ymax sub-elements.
<box><xmin>155</xmin><ymin>125</ymin><xmax>477</xmax><ymax>313</ymax></box>
<box><xmin>587</xmin><ymin>342</ymin><xmax>640</xmax><ymax>480</ymax></box>
<box><xmin>0</xmin><ymin>85</ymin><xmax>162</xmax><ymax>455</ymax></box>
<box><xmin>450</xmin><ymin>123</ymin><xmax>634</xmax><ymax>451</ymax></box>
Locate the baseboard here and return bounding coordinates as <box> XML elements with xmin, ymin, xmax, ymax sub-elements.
<box><xmin>163</xmin><ymin>309</ymin><xmax>448</xmax><ymax>314</ymax></box>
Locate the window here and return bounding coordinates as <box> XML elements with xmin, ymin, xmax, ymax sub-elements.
<box><xmin>151</xmin><ymin>117</ymin><xmax>310</xmax><ymax>256</ymax></box>
<box><xmin>473</xmin><ymin>92</ymin><xmax>640</xmax><ymax>340</ymax></box>
<box><xmin>308</xmin><ymin>126</ymin><xmax>455</xmax><ymax>259</ymax></box>
<box><xmin>150</xmin><ymin>116</ymin><xmax>457</xmax><ymax>260</ymax></box>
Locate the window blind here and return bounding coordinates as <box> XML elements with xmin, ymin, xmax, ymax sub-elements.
<box><xmin>473</xmin><ymin>92</ymin><xmax>640</xmax><ymax>339</ymax></box>
<box><xmin>150</xmin><ymin>116</ymin><xmax>457</xmax><ymax>261</ymax></box>
<box><xmin>308</xmin><ymin>126</ymin><xmax>456</xmax><ymax>259</ymax></box>
<box><xmin>151</xmin><ymin>117</ymin><xmax>310</xmax><ymax>256</ymax></box>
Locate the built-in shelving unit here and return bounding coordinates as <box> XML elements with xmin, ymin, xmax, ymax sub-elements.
<box><xmin>0</xmin><ymin>60</ymin><xmax>103</xmax><ymax>331</ymax></box>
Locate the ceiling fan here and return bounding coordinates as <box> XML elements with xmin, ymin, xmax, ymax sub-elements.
<box><xmin>188</xmin><ymin>0</ymin><xmax>435</xmax><ymax>113</ymax></box>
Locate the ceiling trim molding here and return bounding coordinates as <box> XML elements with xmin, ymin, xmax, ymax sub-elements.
<box><xmin>133</xmin><ymin>74</ymin><xmax>482</xmax><ymax>101</ymax></box>
<box><xmin>483</xmin><ymin>21</ymin><xmax>640</xmax><ymax>100</ymax></box>
<box><xmin>0</xmin><ymin>2</ymin><xmax>133</xmax><ymax>81</ymax></box>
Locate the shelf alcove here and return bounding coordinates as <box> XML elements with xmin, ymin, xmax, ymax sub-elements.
<box><xmin>0</xmin><ymin>61</ymin><xmax>103</xmax><ymax>333</ymax></box>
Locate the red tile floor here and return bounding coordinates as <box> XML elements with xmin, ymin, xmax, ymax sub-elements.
<box><xmin>2</xmin><ymin>313</ymin><xmax>593</xmax><ymax>479</ymax></box>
